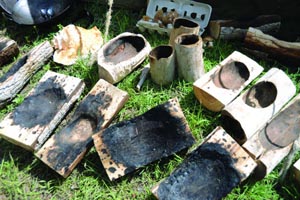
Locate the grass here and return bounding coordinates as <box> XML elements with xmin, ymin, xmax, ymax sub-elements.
<box><xmin>0</xmin><ymin>1</ymin><xmax>300</xmax><ymax>199</ymax></box>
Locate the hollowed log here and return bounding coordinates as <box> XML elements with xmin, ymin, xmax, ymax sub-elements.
<box><xmin>35</xmin><ymin>79</ymin><xmax>129</xmax><ymax>178</ymax></box>
<box><xmin>98</xmin><ymin>32</ymin><xmax>151</xmax><ymax>84</ymax></box>
<box><xmin>152</xmin><ymin>126</ymin><xmax>257</xmax><ymax>200</ymax></box>
<box><xmin>0</xmin><ymin>71</ymin><xmax>85</xmax><ymax>151</ymax></box>
<box><xmin>193</xmin><ymin>51</ymin><xmax>263</xmax><ymax>112</ymax></box>
<box><xmin>221</xmin><ymin>68</ymin><xmax>296</xmax><ymax>144</ymax></box>
<box><xmin>92</xmin><ymin>98</ymin><xmax>195</xmax><ymax>181</ymax></box>
<box><xmin>243</xmin><ymin>93</ymin><xmax>300</xmax><ymax>178</ymax></box>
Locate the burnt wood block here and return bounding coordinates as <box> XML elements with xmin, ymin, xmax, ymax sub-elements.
<box><xmin>293</xmin><ymin>158</ymin><xmax>300</xmax><ymax>186</ymax></box>
<box><xmin>193</xmin><ymin>51</ymin><xmax>263</xmax><ymax>112</ymax></box>
<box><xmin>92</xmin><ymin>98</ymin><xmax>195</xmax><ymax>181</ymax></box>
<box><xmin>0</xmin><ymin>71</ymin><xmax>85</xmax><ymax>151</ymax></box>
<box><xmin>243</xmin><ymin>93</ymin><xmax>300</xmax><ymax>178</ymax></box>
<box><xmin>152</xmin><ymin>126</ymin><xmax>257</xmax><ymax>200</ymax></box>
<box><xmin>221</xmin><ymin>67</ymin><xmax>296</xmax><ymax>144</ymax></box>
<box><xmin>0</xmin><ymin>37</ymin><xmax>19</xmax><ymax>67</ymax></box>
<box><xmin>35</xmin><ymin>79</ymin><xmax>129</xmax><ymax>178</ymax></box>
<box><xmin>0</xmin><ymin>41</ymin><xmax>53</xmax><ymax>107</ymax></box>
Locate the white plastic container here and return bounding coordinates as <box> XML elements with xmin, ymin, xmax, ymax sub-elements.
<box><xmin>136</xmin><ymin>0</ymin><xmax>212</xmax><ymax>35</ymax></box>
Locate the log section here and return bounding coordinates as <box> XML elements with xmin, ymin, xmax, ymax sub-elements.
<box><xmin>93</xmin><ymin>98</ymin><xmax>195</xmax><ymax>181</ymax></box>
<box><xmin>35</xmin><ymin>79</ymin><xmax>129</xmax><ymax>178</ymax></box>
<box><xmin>0</xmin><ymin>37</ymin><xmax>19</xmax><ymax>67</ymax></box>
<box><xmin>0</xmin><ymin>71</ymin><xmax>85</xmax><ymax>151</ymax></box>
<box><xmin>193</xmin><ymin>51</ymin><xmax>263</xmax><ymax>112</ymax></box>
<box><xmin>0</xmin><ymin>41</ymin><xmax>53</xmax><ymax>107</ymax></box>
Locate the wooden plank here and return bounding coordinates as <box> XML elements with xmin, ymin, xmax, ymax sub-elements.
<box><xmin>193</xmin><ymin>51</ymin><xmax>263</xmax><ymax>112</ymax></box>
<box><xmin>293</xmin><ymin>158</ymin><xmax>300</xmax><ymax>186</ymax></box>
<box><xmin>92</xmin><ymin>97</ymin><xmax>195</xmax><ymax>181</ymax></box>
<box><xmin>152</xmin><ymin>126</ymin><xmax>257</xmax><ymax>199</ymax></box>
<box><xmin>0</xmin><ymin>71</ymin><xmax>85</xmax><ymax>151</ymax></box>
<box><xmin>221</xmin><ymin>68</ymin><xmax>296</xmax><ymax>144</ymax></box>
<box><xmin>35</xmin><ymin>79</ymin><xmax>129</xmax><ymax>178</ymax></box>
<box><xmin>0</xmin><ymin>41</ymin><xmax>53</xmax><ymax>107</ymax></box>
<box><xmin>0</xmin><ymin>37</ymin><xmax>19</xmax><ymax>67</ymax></box>
<box><xmin>243</xmin><ymin>93</ymin><xmax>300</xmax><ymax>178</ymax></box>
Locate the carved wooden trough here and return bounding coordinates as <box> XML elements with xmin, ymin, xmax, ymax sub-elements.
<box><xmin>243</xmin><ymin>93</ymin><xmax>300</xmax><ymax>179</ymax></box>
<box><xmin>92</xmin><ymin>98</ymin><xmax>195</xmax><ymax>181</ymax></box>
<box><xmin>193</xmin><ymin>51</ymin><xmax>263</xmax><ymax>112</ymax></box>
<box><xmin>0</xmin><ymin>37</ymin><xmax>19</xmax><ymax>67</ymax></box>
<box><xmin>35</xmin><ymin>79</ymin><xmax>129</xmax><ymax>177</ymax></box>
<box><xmin>0</xmin><ymin>41</ymin><xmax>53</xmax><ymax>107</ymax></box>
<box><xmin>152</xmin><ymin>126</ymin><xmax>257</xmax><ymax>200</ymax></box>
<box><xmin>221</xmin><ymin>67</ymin><xmax>296</xmax><ymax>144</ymax></box>
<box><xmin>0</xmin><ymin>71</ymin><xmax>85</xmax><ymax>151</ymax></box>
<box><xmin>97</xmin><ymin>32</ymin><xmax>151</xmax><ymax>84</ymax></box>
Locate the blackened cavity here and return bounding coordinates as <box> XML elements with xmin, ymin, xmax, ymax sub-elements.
<box><xmin>156</xmin><ymin>143</ymin><xmax>241</xmax><ymax>200</ymax></box>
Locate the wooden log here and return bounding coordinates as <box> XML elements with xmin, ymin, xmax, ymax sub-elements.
<box><xmin>221</xmin><ymin>68</ymin><xmax>296</xmax><ymax>144</ymax></box>
<box><xmin>243</xmin><ymin>93</ymin><xmax>300</xmax><ymax>179</ymax></box>
<box><xmin>0</xmin><ymin>71</ymin><xmax>85</xmax><ymax>152</ymax></box>
<box><xmin>149</xmin><ymin>45</ymin><xmax>175</xmax><ymax>85</ymax></box>
<box><xmin>136</xmin><ymin>64</ymin><xmax>150</xmax><ymax>91</ymax></box>
<box><xmin>152</xmin><ymin>126</ymin><xmax>257</xmax><ymax>199</ymax></box>
<box><xmin>0</xmin><ymin>41</ymin><xmax>53</xmax><ymax>107</ymax></box>
<box><xmin>209</xmin><ymin>15</ymin><xmax>281</xmax><ymax>40</ymax></box>
<box><xmin>97</xmin><ymin>32</ymin><xmax>151</xmax><ymax>84</ymax></box>
<box><xmin>0</xmin><ymin>37</ymin><xmax>19</xmax><ymax>67</ymax></box>
<box><xmin>244</xmin><ymin>27</ymin><xmax>300</xmax><ymax>65</ymax></box>
<box><xmin>193</xmin><ymin>51</ymin><xmax>263</xmax><ymax>112</ymax></box>
<box><xmin>35</xmin><ymin>79</ymin><xmax>129</xmax><ymax>177</ymax></box>
<box><xmin>293</xmin><ymin>158</ymin><xmax>300</xmax><ymax>186</ymax></box>
<box><xmin>174</xmin><ymin>34</ymin><xmax>205</xmax><ymax>82</ymax></box>
<box><xmin>92</xmin><ymin>97</ymin><xmax>195</xmax><ymax>181</ymax></box>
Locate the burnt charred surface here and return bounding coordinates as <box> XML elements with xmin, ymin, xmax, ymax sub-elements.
<box><xmin>0</xmin><ymin>55</ymin><xmax>27</xmax><ymax>83</ymax></box>
<box><xmin>101</xmin><ymin>100</ymin><xmax>195</xmax><ymax>175</ymax></box>
<box><xmin>11</xmin><ymin>77</ymin><xmax>67</xmax><ymax>128</ymax></box>
<box><xmin>156</xmin><ymin>143</ymin><xmax>241</xmax><ymax>200</ymax></box>
<box><xmin>259</xmin><ymin>98</ymin><xmax>300</xmax><ymax>150</ymax></box>
<box><xmin>41</xmin><ymin>92</ymin><xmax>112</xmax><ymax>174</ymax></box>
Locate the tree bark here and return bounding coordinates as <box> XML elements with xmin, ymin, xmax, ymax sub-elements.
<box><xmin>0</xmin><ymin>41</ymin><xmax>53</xmax><ymax>107</ymax></box>
<box><xmin>0</xmin><ymin>37</ymin><xmax>19</xmax><ymax>67</ymax></box>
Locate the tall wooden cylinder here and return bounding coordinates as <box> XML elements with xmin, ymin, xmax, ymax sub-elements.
<box><xmin>174</xmin><ymin>34</ymin><xmax>205</xmax><ymax>82</ymax></box>
<box><xmin>169</xmin><ymin>18</ymin><xmax>200</xmax><ymax>47</ymax></box>
<box><xmin>149</xmin><ymin>45</ymin><xmax>175</xmax><ymax>85</ymax></box>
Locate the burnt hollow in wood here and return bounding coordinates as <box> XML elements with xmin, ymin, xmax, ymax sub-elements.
<box><xmin>101</xmin><ymin>101</ymin><xmax>195</xmax><ymax>176</ymax></box>
<box><xmin>42</xmin><ymin>92</ymin><xmax>112</xmax><ymax>173</ymax></box>
<box><xmin>149</xmin><ymin>45</ymin><xmax>173</xmax><ymax>61</ymax></box>
<box><xmin>176</xmin><ymin>34</ymin><xmax>199</xmax><ymax>45</ymax></box>
<box><xmin>103</xmin><ymin>36</ymin><xmax>145</xmax><ymax>64</ymax></box>
<box><xmin>212</xmin><ymin>61</ymin><xmax>250</xmax><ymax>90</ymax></box>
<box><xmin>259</xmin><ymin>98</ymin><xmax>300</xmax><ymax>150</ymax></box>
<box><xmin>0</xmin><ymin>55</ymin><xmax>28</xmax><ymax>83</ymax></box>
<box><xmin>221</xmin><ymin>114</ymin><xmax>246</xmax><ymax>144</ymax></box>
<box><xmin>11</xmin><ymin>78</ymin><xmax>67</xmax><ymax>129</ymax></box>
<box><xmin>173</xmin><ymin>18</ymin><xmax>199</xmax><ymax>29</ymax></box>
<box><xmin>156</xmin><ymin>142</ymin><xmax>241</xmax><ymax>200</ymax></box>
<box><xmin>242</xmin><ymin>81</ymin><xmax>277</xmax><ymax>108</ymax></box>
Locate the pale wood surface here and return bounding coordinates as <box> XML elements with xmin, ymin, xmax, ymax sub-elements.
<box><xmin>0</xmin><ymin>71</ymin><xmax>85</xmax><ymax>151</ymax></box>
<box><xmin>243</xmin><ymin>94</ymin><xmax>300</xmax><ymax>177</ymax></box>
<box><xmin>0</xmin><ymin>37</ymin><xmax>19</xmax><ymax>67</ymax></box>
<box><xmin>0</xmin><ymin>41</ymin><xmax>53</xmax><ymax>107</ymax></box>
<box><xmin>222</xmin><ymin>68</ymin><xmax>296</xmax><ymax>144</ymax></box>
<box><xmin>293</xmin><ymin>158</ymin><xmax>300</xmax><ymax>185</ymax></box>
<box><xmin>193</xmin><ymin>51</ymin><xmax>263</xmax><ymax>112</ymax></box>
<box><xmin>35</xmin><ymin>79</ymin><xmax>129</xmax><ymax>178</ymax></box>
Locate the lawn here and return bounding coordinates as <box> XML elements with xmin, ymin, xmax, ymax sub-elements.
<box><xmin>0</xmin><ymin>1</ymin><xmax>299</xmax><ymax>199</ymax></box>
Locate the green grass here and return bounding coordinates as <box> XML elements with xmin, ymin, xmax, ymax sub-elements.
<box><xmin>0</xmin><ymin>1</ymin><xmax>300</xmax><ymax>199</ymax></box>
